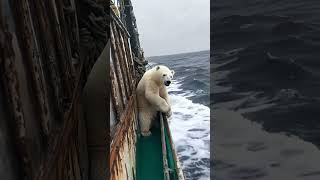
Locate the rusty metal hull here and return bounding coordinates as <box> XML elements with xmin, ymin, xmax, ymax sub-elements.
<box><xmin>110</xmin><ymin>96</ymin><xmax>138</xmax><ymax>180</ymax></box>
<box><xmin>109</xmin><ymin>4</ymin><xmax>139</xmax><ymax>180</ymax></box>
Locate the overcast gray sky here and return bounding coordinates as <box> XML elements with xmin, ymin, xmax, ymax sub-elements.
<box><xmin>131</xmin><ymin>0</ymin><xmax>210</xmax><ymax>57</ymax></box>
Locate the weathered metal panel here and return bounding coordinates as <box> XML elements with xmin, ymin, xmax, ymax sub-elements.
<box><xmin>110</xmin><ymin>6</ymin><xmax>139</xmax><ymax>180</ymax></box>
<box><xmin>110</xmin><ymin>22</ymin><xmax>129</xmax><ymax>105</ymax></box>
<box><xmin>110</xmin><ymin>96</ymin><xmax>137</xmax><ymax>180</ymax></box>
<box><xmin>1</xmin><ymin>0</ymin><xmax>110</xmax><ymax>180</ymax></box>
<box><xmin>118</xmin><ymin>29</ymin><xmax>133</xmax><ymax>93</ymax></box>
<box><xmin>123</xmin><ymin>34</ymin><xmax>137</xmax><ymax>87</ymax></box>
<box><xmin>111</xmin><ymin>21</ymin><xmax>131</xmax><ymax>96</ymax></box>
<box><xmin>111</xmin><ymin>52</ymin><xmax>125</xmax><ymax>120</ymax></box>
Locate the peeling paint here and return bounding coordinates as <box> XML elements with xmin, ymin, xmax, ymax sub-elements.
<box><xmin>110</xmin><ymin>8</ymin><xmax>138</xmax><ymax>179</ymax></box>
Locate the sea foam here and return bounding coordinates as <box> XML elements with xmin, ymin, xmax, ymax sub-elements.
<box><xmin>168</xmin><ymin>80</ymin><xmax>210</xmax><ymax>179</ymax></box>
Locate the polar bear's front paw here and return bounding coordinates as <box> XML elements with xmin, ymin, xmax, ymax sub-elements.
<box><xmin>141</xmin><ymin>131</ymin><xmax>152</xmax><ymax>137</ymax></box>
<box><xmin>165</xmin><ymin>108</ymin><xmax>172</xmax><ymax>118</ymax></box>
<box><xmin>160</xmin><ymin>101</ymin><xmax>170</xmax><ymax>113</ymax></box>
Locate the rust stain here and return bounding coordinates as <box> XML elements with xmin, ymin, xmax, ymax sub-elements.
<box><xmin>110</xmin><ymin>22</ymin><xmax>128</xmax><ymax>105</ymax></box>
<box><xmin>109</xmin><ymin>14</ymin><xmax>148</xmax><ymax>175</ymax></box>
<box><xmin>118</xmin><ymin>30</ymin><xmax>134</xmax><ymax>92</ymax></box>
<box><xmin>111</xmin><ymin>21</ymin><xmax>131</xmax><ymax>96</ymax></box>
<box><xmin>110</xmin><ymin>95</ymin><xmax>137</xmax><ymax>180</ymax></box>
<box><xmin>111</xmin><ymin>60</ymin><xmax>124</xmax><ymax>121</ymax></box>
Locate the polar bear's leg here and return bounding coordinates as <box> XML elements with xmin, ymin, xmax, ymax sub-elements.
<box><xmin>139</xmin><ymin>109</ymin><xmax>154</xmax><ymax>136</ymax></box>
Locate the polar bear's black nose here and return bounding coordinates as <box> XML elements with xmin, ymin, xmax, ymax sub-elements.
<box><xmin>165</xmin><ymin>80</ymin><xmax>171</xmax><ymax>86</ymax></box>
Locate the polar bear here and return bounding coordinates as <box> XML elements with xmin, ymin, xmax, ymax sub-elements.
<box><xmin>136</xmin><ymin>65</ymin><xmax>175</xmax><ymax>136</ymax></box>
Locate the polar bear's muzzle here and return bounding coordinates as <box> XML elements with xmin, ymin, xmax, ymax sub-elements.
<box><xmin>164</xmin><ymin>80</ymin><xmax>171</xmax><ymax>86</ymax></box>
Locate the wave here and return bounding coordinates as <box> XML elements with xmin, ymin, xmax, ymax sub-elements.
<box><xmin>168</xmin><ymin>81</ymin><xmax>210</xmax><ymax>180</ymax></box>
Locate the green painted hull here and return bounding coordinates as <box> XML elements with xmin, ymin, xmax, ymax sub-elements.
<box><xmin>136</xmin><ymin>114</ymin><xmax>183</xmax><ymax>180</ymax></box>
<box><xmin>136</xmin><ymin>126</ymin><xmax>164</xmax><ymax>180</ymax></box>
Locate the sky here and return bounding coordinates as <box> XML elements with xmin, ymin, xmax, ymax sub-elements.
<box><xmin>131</xmin><ymin>0</ymin><xmax>210</xmax><ymax>57</ymax></box>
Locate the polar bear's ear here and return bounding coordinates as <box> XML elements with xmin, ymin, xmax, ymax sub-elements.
<box><xmin>156</xmin><ymin>66</ymin><xmax>160</xmax><ymax>70</ymax></box>
<box><xmin>171</xmin><ymin>70</ymin><xmax>175</xmax><ymax>75</ymax></box>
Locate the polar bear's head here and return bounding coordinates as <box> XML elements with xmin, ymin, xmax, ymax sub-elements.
<box><xmin>154</xmin><ymin>65</ymin><xmax>175</xmax><ymax>86</ymax></box>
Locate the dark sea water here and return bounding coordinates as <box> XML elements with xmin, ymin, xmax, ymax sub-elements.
<box><xmin>212</xmin><ymin>0</ymin><xmax>320</xmax><ymax>180</ymax></box>
<box><xmin>149</xmin><ymin>50</ymin><xmax>210</xmax><ymax>180</ymax></box>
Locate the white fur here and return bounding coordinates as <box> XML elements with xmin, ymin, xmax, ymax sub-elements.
<box><xmin>136</xmin><ymin>65</ymin><xmax>175</xmax><ymax>136</ymax></box>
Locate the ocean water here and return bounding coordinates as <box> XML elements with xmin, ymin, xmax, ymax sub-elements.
<box><xmin>148</xmin><ymin>50</ymin><xmax>210</xmax><ymax>180</ymax></box>
<box><xmin>213</xmin><ymin>0</ymin><xmax>320</xmax><ymax>142</ymax></box>
<box><xmin>212</xmin><ymin>0</ymin><xmax>320</xmax><ymax>179</ymax></box>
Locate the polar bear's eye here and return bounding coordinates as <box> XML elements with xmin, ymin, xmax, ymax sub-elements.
<box><xmin>163</xmin><ymin>74</ymin><xmax>166</xmax><ymax>77</ymax></box>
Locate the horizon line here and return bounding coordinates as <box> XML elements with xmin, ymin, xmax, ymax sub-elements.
<box><xmin>146</xmin><ymin>49</ymin><xmax>210</xmax><ymax>58</ymax></box>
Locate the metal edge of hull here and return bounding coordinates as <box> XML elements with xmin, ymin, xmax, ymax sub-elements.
<box><xmin>161</xmin><ymin>114</ymin><xmax>185</xmax><ymax>180</ymax></box>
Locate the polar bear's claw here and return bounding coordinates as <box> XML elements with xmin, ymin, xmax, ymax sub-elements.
<box><xmin>141</xmin><ymin>131</ymin><xmax>152</xmax><ymax>136</ymax></box>
<box><xmin>165</xmin><ymin>109</ymin><xmax>172</xmax><ymax>118</ymax></box>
